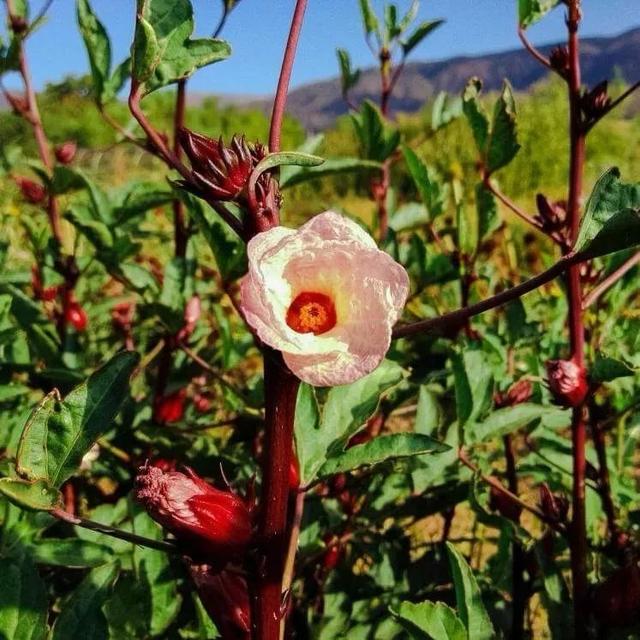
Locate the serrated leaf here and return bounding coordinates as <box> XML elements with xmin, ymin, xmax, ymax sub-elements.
<box><xmin>402</xmin><ymin>146</ymin><xmax>447</xmax><ymax>220</ymax></box>
<box><xmin>487</xmin><ymin>82</ymin><xmax>520</xmax><ymax>173</ymax></box>
<box><xmin>446</xmin><ymin>542</ymin><xmax>494</xmax><ymax>640</ymax></box>
<box><xmin>467</xmin><ymin>403</ymin><xmax>570</xmax><ymax>443</ymax></box>
<box><xmin>431</xmin><ymin>91</ymin><xmax>463</xmax><ymax>131</ymax></box>
<box><xmin>0</xmin><ymin>478</ymin><xmax>62</xmax><ymax>511</ymax></box>
<box><xmin>462</xmin><ymin>78</ymin><xmax>489</xmax><ymax>155</ymax></box>
<box><xmin>317</xmin><ymin>433</ymin><xmax>448</xmax><ymax>479</ymax></box>
<box><xmin>133</xmin><ymin>0</ymin><xmax>231</xmax><ymax>93</ymax></box>
<box><xmin>295</xmin><ymin>360</ymin><xmax>404</xmax><ymax>485</ymax></box>
<box><xmin>351</xmin><ymin>100</ymin><xmax>401</xmax><ymax>162</ymax></box>
<box><xmin>0</xmin><ymin>554</ymin><xmax>48</xmax><ymax>640</ymax></box>
<box><xmin>391</xmin><ymin>600</ymin><xmax>467</xmax><ymax>640</ymax></box>
<box><xmin>519</xmin><ymin>0</ymin><xmax>561</xmax><ymax>28</ymax></box>
<box><xmin>575</xmin><ymin>168</ymin><xmax>640</xmax><ymax>258</ymax></box>
<box><xmin>591</xmin><ymin>352</ymin><xmax>635</xmax><ymax>382</ymax></box>
<box><xmin>51</xmin><ymin>563</ymin><xmax>119</xmax><ymax>640</ymax></box>
<box><xmin>16</xmin><ymin>352</ymin><xmax>139</xmax><ymax>487</ymax></box>
<box><xmin>401</xmin><ymin>20</ymin><xmax>444</xmax><ymax>56</ymax></box>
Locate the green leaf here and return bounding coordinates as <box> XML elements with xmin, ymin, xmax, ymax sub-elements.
<box><xmin>183</xmin><ymin>194</ymin><xmax>246</xmax><ymax>282</ymax></box>
<box><xmin>351</xmin><ymin>100</ymin><xmax>401</xmax><ymax>162</ymax></box>
<box><xmin>133</xmin><ymin>0</ymin><xmax>231</xmax><ymax>93</ymax></box>
<box><xmin>591</xmin><ymin>352</ymin><xmax>635</xmax><ymax>383</ymax></box>
<box><xmin>16</xmin><ymin>352</ymin><xmax>139</xmax><ymax>487</ymax></box>
<box><xmin>29</xmin><ymin>538</ymin><xmax>114</xmax><ymax>568</ymax></box>
<box><xmin>389</xmin><ymin>203</ymin><xmax>430</xmax><ymax>232</ymax></box>
<box><xmin>487</xmin><ymin>81</ymin><xmax>520</xmax><ymax>173</ymax></box>
<box><xmin>475</xmin><ymin>182</ymin><xmax>500</xmax><ymax>241</ymax></box>
<box><xmin>358</xmin><ymin>0</ymin><xmax>379</xmax><ymax>36</ymax></box>
<box><xmin>0</xmin><ymin>554</ymin><xmax>48</xmax><ymax>640</ymax></box>
<box><xmin>337</xmin><ymin>48</ymin><xmax>360</xmax><ymax>96</ymax></box>
<box><xmin>295</xmin><ymin>360</ymin><xmax>404</xmax><ymax>485</ymax></box>
<box><xmin>132</xmin><ymin>506</ymin><xmax>182</xmax><ymax>635</ymax></box>
<box><xmin>0</xmin><ymin>478</ymin><xmax>62</xmax><ymax>511</ymax></box>
<box><xmin>317</xmin><ymin>433</ymin><xmax>448</xmax><ymax>479</ymax></box>
<box><xmin>279</xmin><ymin>157</ymin><xmax>381</xmax><ymax>190</ymax></box>
<box><xmin>51</xmin><ymin>563</ymin><xmax>119</xmax><ymax>640</ymax></box>
<box><xmin>446</xmin><ymin>542</ymin><xmax>494</xmax><ymax>640</ymax></box>
<box><xmin>519</xmin><ymin>0</ymin><xmax>561</xmax><ymax>28</ymax></box>
<box><xmin>431</xmin><ymin>91</ymin><xmax>463</xmax><ymax>131</ymax></box>
<box><xmin>575</xmin><ymin>168</ymin><xmax>640</xmax><ymax>258</ymax></box>
<box><xmin>467</xmin><ymin>403</ymin><xmax>570</xmax><ymax>443</ymax></box>
<box><xmin>391</xmin><ymin>600</ymin><xmax>467</xmax><ymax>640</ymax></box>
<box><xmin>452</xmin><ymin>351</ymin><xmax>493</xmax><ymax>427</ymax></box>
<box><xmin>402</xmin><ymin>147</ymin><xmax>447</xmax><ymax>220</ymax></box>
<box><xmin>252</xmin><ymin>151</ymin><xmax>324</xmax><ymax>182</ymax></box>
<box><xmin>76</xmin><ymin>0</ymin><xmax>111</xmax><ymax>103</ymax></box>
<box><xmin>415</xmin><ymin>386</ymin><xmax>442</xmax><ymax>436</ymax></box>
<box><xmin>401</xmin><ymin>20</ymin><xmax>444</xmax><ymax>56</ymax></box>
<box><xmin>462</xmin><ymin>78</ymin><xmax>489</xmax><ymax>155</ymax></box>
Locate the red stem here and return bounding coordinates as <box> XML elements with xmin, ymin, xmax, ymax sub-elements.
<box><xmin>565</xmin><ymin>2</ymin><xmax>588</xmax><ymax>632</ymax></box>
<box><xmin>173</xmin><ymin>79</ymin><xmax>188</xmax><ymax>258</ymax></box>
<box><xmin>255</xmin><ymin>352</ymin><xmax>300</xmax><ymax>640</ymax></box>
<box><xmin>268</xmin><ymin>0</ymin><xmax>308</xmax><ymax>153</ymax></box>
<box><xmin>582</xmin><ymin>250</ymin><xmax>640</xmax><ymax>309</ymax></box>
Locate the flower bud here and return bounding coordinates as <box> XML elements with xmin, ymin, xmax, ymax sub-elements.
<box><xmin>111</xmin><ymin>300</ymin><xmax>135</xmax><ymax>331</ymax></box>
<box><xmin>154</xmin><ymin>390</ymin><xmax>186</xmax><ymax>424</ymax></box>
<box><xmin>15</xmin><ymin>176</ymin><xmax>46</xmax><ymax>204</ymax></box>
<box><xmin>322</xmin><ymin>542</ymin><xmax>343</xmax><ymax>571</ymax></box>
<box><xmin>192</xmin><ymin>393</ymin><xmax>212</xmax><ymax>414</ymax></box>
<box><xmin>6</xmin><ymin>92</ymin><xmax>29</xmax><ymax>116</ymax></box>
<box><xmin>289</xmin><ymin>456</ymin><xmax>300</xmax><ymax>490</ymax></box>
<box><xmin>189</xmin><ymin>564</ymin><xmax>251</xmax><ymax>638</ymax></box>
<box><xmin>65</xmin><ymin>301</ymin><xmax>88</xmax><ymax>332</ymax></box>
<box><xmin>55</xmin><ymin>141</ymin><xmax>77</xmax><ymax>165</ymax></box>
<box><xmin>135</xmin><ymin>464</ymin><xmax>253</xmax><ymax>558</ymax></box>
<box><xmin>9</xmin><ymin>15</ymin><xmax>27</xmax><ymax>33</ymax></box>
<box><xmin>535</xmin><ymin>194</ymin><xmax>567</xmax><ymax>233</ymax></box>
<box><xmin>184</xmin><ymin>295</ymin><xmax>201</xmax><ymax>327</ymax></box>
<box><xmin>592</xmin><ymin>562</ymin><xmax>640</xmax><ymax>628</ymax></box>
<box><xmin>178</xmin><ymin>128</ymin><xmax>265</xmax><ymax>202</ymax></box>
<box><xmin>494</xmin><ymin>379</ymin><xmax>533</xmax><ymax>409</ymax></box>
<box><xmin>539</xmin><ymin>483</ymin><xmax>569</xmax><ymax>524</ymax></box>
<box><xmin>581</xmin><ymin>81</ymin><xmax>611</xmax><ymax>123</ymax></box>
<box><xmin>545</xmin><ymin>358</ymin><xmax>589</xmax><ymax>407</ymax></box>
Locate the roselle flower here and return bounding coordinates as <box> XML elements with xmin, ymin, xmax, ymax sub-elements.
<box><xmin>65</xmin><ymin>301</ymin><xmax>88</xmax><ymax>332</ymax></box>
<box><xmin>545</xmin><ymin>358</ymin><xmax>589</xmax><ymax>408</ymax></box>
<box><xmin>135</xmin><ymin>464</ymin><xmax>253</xmax><ymax>558</ymax></box>
<box><xmin>239</xmin><ymin>211</ymin><xmax>409</xmax><ymax>386</ymax></box>
<box><xmin>189</xmin><ymin>564</ymin><xmax>251</xmax><ymax>638</ymax></box>
<box><xmin>55</xmin><ymin>141</ymin><xmax>77</xmax><ymax>165</ymax></box>
<box><xmin>494</xmin><ymin>379</ymin><xmax>533</xmax><ymax>409</ymax></box>
<box><xmin>15</xmin><ymin>176</ymin><xmax>46</xmax><ymax>204</ymax></box>
<box><xmin>178</xmin><ymin>128</ymin><xmax>266</xmax><ymax>202</ymax></box>
<box><xmin>154</xmin><ymin>390</ymin><xmax>186</xmax><ymax>424</ymax></box>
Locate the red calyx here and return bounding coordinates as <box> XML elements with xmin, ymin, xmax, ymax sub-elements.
<box><xmin>15</xmin><ymin>176</ymin><xmax>46</xmax><ymax>204</ymax></box>
<box><xmin>545</xmin><ymin>358</ymin><xmax>589</xmax><ymax>408</ymax></box>
<box><xmin>322</xmin><ymin>537</ymin><xmax>343</xmax><ymax>571</ymax></box>
<box><xmin>494</xmin><ymin>379</ymin><xmax>533</xmax><ymax>409</ymax></box>
<box><xmin>154</xmin><ymin>390</ymin><xmax>186</xmax><ymax>424</ymax></box>
<box><xmin>539</xmin><ymin>483</ymin><xmax>569</xmax><ymax>524</ymax></box>
<box><xmin>135</xmin><ymin>464</ymin><xmax>253</xmax><ymax>559</ymax></box>
<box><xmin>65</xmin><ymin>301</ymin><xmax>88</xmax><ymax>332</ymax></box>
<box><xmin>55</xmin><ymin>141</ymin><xmax>77</xmax><ymax>165</ymax></box>
<box><xmin>189</xmin><ymin>564</ymin><xmax>251</xmax><ymax>637</ymax></box>
<box><xmin>289</xmin><ymin>456</ymin><xmax>300</xmax><ymax>490</ymax></box>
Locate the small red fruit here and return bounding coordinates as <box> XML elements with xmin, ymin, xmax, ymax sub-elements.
<box><xmin>15</xmin><ymin>177</ymin><xmax>46</xmax><ymax>204</ymax></box>
<box><xmin>65</xmin><ymin>302</ymin><xmax>88</xmax><ymax>332</ymax></box>
<box><xmin>154</xmin><ymin>390</ymin><xmax>186</xmax><ymax>424</ymax></box>
<box><xmin>55</xmin><ymin>141</ymin><xmax>77</xmax><ymax>164</ymax></box>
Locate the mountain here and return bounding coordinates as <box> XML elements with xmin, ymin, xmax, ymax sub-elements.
<box><xmin>266</xmin><ymin>27</ymin><xmax>640</xmax><ymax>131</ymax></box>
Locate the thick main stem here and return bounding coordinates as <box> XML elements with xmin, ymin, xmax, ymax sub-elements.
<box><xmin>566</xmin><ymin>2</ymin><xmax>588</xmax><ymax>631</ymax></box>
<box><xmin>173</xmin><ymin>79</ymin><xmax>188</xmax><ymax>259</ymax></box>
<box><xmin>255</xmin><ymin>352</ymin><xmax>300</xmax><ymax>640</ymax></box>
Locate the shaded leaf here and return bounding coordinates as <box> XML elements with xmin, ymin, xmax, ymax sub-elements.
<box><xmin>391</xmin><ymin>600</ymin><xmax>467</xmax><ymax>640</ymax></box>
<box><xmin>591</xmin><ymin>352</ymin><xmax>635</xmax><ymax>383</ymax></box>
<box><xmin>401</xmin><ymin>20</ymin><xmax>444</xmax><ymax>56</ymax></box>
<box><xmin>0</xmin><ymin>478</ymin><xmax>62</xmax><ymax>511</ymax></box>
<box><xmin>462</xmin><ymin>78</ymin><xmax>489</xmax><ymax>154</ymax></box>
<box><xmin>519</xmin><ymin>0</ymin><xmax>561</xmax><ymax>28</ymax></box>
<box><xmin>29</xmin><ymin>538</ymin><xmax>114</xmax><ymax>568</ymax></box>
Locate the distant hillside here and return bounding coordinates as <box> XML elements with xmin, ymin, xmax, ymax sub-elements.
<box><xmin>263</xmin><ymin>26</ymin><xmax>640</xmax><ymax>130</ymax></box>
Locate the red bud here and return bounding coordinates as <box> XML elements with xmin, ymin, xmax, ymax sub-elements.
<box><xmin>111</xmin><ymin>300</ymin><xmax>135</xmax><ymax>331</ymax></box>
<box><xmin>494</xmin><ymin>379</ymin><xmax>534</xmax><ymax>409</ymax></box>
<box><xmin>135</xmin><ymin>464</ymin><xmax>253</xmax><ymax>559</ymax></box>
<box><xmin>322</xmin><ymin>536</ymin><xmax>344</xmax><ymax>571</ymax></box>
<box><xmin>545</xmin><ymin>358</ymin><xmax>588</xmax><ymax>408</ymax></box>
<box><xmin>489</xmin><ymin>485</ymin><xmax>521</xmax><ymax>523</ymax></box>
<box><xmin>289</xmin><ymin>456</ymin><xmax>300</xmax><ymax>490</ymax></box>
<box><xmin>151</xmin><ymin>458</ymin><xmax>177</xmax><ymax>472</ymax></box>
<box><xmin>189</xmin><ymin>565</ymin><xmax>251</xmax><ymax>637</ymax></box>
<box><xmin>55</xmin><ymin>141</ymin><xmax>77</xmax><ymax>164</ymax></box>
<box><xmin>154</xmin><ymin>390</ymin><xmax>186</xmax><ymax>424</ymax></box>
<box><xmin>539</xmin><ymin>483</ymin><xmax>569</xmax><ymax>524</ymax></box>
<box><xmin>192</xmin><ymin>393</ymin><xmax>212</xmax><ymax>414</ymax></box>
<box><xmin>15</xmin><ymin>176</ymin><xmax>46</xmax><ymax>204</ymax></box>
<box><xmin>65</xmin><ymin>302</ymin><xmax>88</xmax><ymax>332</ymax></box>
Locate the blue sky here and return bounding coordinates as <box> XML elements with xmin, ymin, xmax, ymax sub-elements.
<box><xmin>2</xmin><ymin>1</ymin><xmax>639</xmax><ymax>95</ymax></box>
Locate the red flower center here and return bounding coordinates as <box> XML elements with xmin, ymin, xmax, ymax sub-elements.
<box><xmin>286</xmin><ymin>292</ymin><xmax>337</xmax><ymax>335</ymax></box>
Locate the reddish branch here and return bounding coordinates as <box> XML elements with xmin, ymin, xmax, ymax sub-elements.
<box><xmin>268</xmin><ymin>0</ymin><xmax>308</xmax><ymax>154</ymax></box>
<box><xmin>582</xmin><ymin>251</ymin><xmax>640</xmax><ymax>308</ymax></box>
<box><xmin>565</xmin><ymin>3</ymin><xmax>589</xmax><ymax>630</ymax></box>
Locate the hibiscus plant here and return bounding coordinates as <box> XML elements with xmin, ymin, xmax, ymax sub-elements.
<box><xmin>1</xmin><ymin>0</ymin><xmax>640</xmax><ymax>638</ymax></box>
